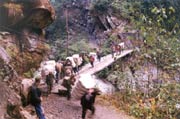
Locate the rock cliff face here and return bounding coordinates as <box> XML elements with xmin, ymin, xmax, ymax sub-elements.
<box><xmin>46</xmin><ymin>0</ymin><xmax>135</xmax><ymax>56</ymax></box>
<box><xmin>0</xmin><ymin>0</ymin><xmax>55</xmax><ymax>29</ymax></box>
<box><xmin>0</xmin><ymin>0</ymin><xmax>55</xmax><ymax>118</ymax></box>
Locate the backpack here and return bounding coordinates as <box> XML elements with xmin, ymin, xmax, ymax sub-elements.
<box><xmin>46</xmin><ymin>74</ymin><xmax>54</xmax><ymax>85</ymax></box>
<box><xmin>90</xmin><ymin>56</ymin><xmax>94</xmax><ymax>62</ymax></box>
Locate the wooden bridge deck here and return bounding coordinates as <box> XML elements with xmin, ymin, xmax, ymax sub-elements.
<box><xmin>79</xmin><ymin>49</ymin><xmax>134</xmax><ymax>75</ymax></box>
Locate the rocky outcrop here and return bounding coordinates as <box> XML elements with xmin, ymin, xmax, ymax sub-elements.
<box><xmin>0</xmin><ymin>0</ymin><xmax>55</xmax><ymax>118</ymax></box>
<box><xmin>0</xmin><ymin>0</ymin><xmax>55</xmax><ymax>29</ymax></box>
<box><xmin>20</xmin><ymin>78</ymin><xmax>34</xmax><ymax>106</ymax></box>
<box><xmin>0</xmin><ymin>81</ymin><xmax>21</xmax><ymax>119</ymax></box>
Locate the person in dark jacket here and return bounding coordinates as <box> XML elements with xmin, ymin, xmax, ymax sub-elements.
<box><xmin>45</xmin><ymin>72</ymin><xmax>54</xmax><ymax>95</ymax></box>
<box><xmin>29</xmin><ymin>77</ymin><xmax>46</xmax><ymax>119</ymax></box>
<box><xmin>111</xmin><ymin>44</ymin><xmax>116</xmax><ymax>58</ymax></box>
<box><xmin>96</xmin><ymin>49</ymin><xmax>101</xmax><ymax>62</ymax></box>
<box><xmin>80</xmin><ymin>88</ymin><xmax>100</xmax><ymax>119</ymax></box>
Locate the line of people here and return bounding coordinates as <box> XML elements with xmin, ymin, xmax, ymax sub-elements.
<box><xmin>54</xmin><ymin>49</ymin><xmax>102</xmax><ymax>81</ymax></box>
<box><xmin>111</xmin><ymin>42</ymin><xmax>125</xmax><ymax>59</ymax></box>
<box><xmin>28</xmin><ymin>50</ymin><xmax>103</xmax><ymax>119</ymax></box>
<box><xmin>40</xmin><ymin>50</ymin><xmax>101</xmax><ymax>99</ymax></box>
<box><xmin>29</xmin><ymin>76</ymin><xmax>100</xmax><ymax>119</ymax></box>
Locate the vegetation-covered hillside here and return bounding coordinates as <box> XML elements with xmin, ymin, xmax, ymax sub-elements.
<box><xmin>92</xmin><ymin>0</ymin><xmax>180</xmax><ymax>118</ymax></box>
<box><xmin>48</xmin><ymin>0</ymin><xmax>180</xmax><ymax>118</ymax></box>
<box><xmin>49</xmin><ymin>0</ymin><xmax>179</xmax><ymax>70</ymax></box>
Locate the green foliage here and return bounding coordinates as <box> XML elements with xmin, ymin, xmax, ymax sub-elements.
<box><xmin>122</xmin><ymin>0</ymin><xmax>180</xmax><ymax>71</ymax></box>
<box><xmin>100</xmin><ymin>83</ymin><xmax>180</xmax><ymax>119</ymax></box>
<box><xmin>23</xmin><ymin>68</ymin><xmax>35</xmax><ymax>78</ymax></box>
<box><xmin>49</xmin><ymin>0</ymin><xmax>179</xmax><ymax>71</ymax></box>
<box><xmin>49</xmin><ymin>0</ymin><xmax>180</xmax><ymax>118</ymax></box>
<box><xmin>48</xmin><ymin>0</ymin><xmax>98</xmax><ymax>60</ymax></box>
<box><xmin>53</xmin><ymin>36</ymin><xmax>92</xmax><ymax>60</ymax></box>
<box><xmin>119</xmin><ymin>0</ymin><xmax>142</xmax><ymax>20</ymax></box>
<box><xmin>100</xmin><ymin>34</ymin><xmax>122</xmax><ymax>56</ymax></box>
<box><xmin>96</xmin><ymin>67</ymin><xmax>109</xmax><ymax>79</ymax></box>
<box><xmin>91</xmin><ymin>0</ymin><xmax>110</xmax><ymax>14</ymax></box>
<box><xmin>68</xmin><ymin>40</ymin><xmax>91</xmax><ymax>55</ymax></box>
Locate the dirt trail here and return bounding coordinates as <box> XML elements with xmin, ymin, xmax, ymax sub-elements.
<box><xmin>42</xmin><ymin>50</ymin><xmax>135</xmax><ymax>119</ymax></box>
<box><xmin>42</xmin><ymin>94</ymin><xmax>134</xmax><ymax>119</ymax></box>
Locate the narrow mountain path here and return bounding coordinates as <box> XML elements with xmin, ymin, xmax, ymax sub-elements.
<box><xmin>43</xmin><ymin>49</ymin><xmax>135</xmax><ymax>119</ymax></box>
<box><xmin>43</xmin><ymin>94</ymin><xmax>135</xmax><ymax>119</ymax></box>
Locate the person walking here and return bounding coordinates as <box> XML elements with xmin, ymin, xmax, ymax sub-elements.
<box><xmin>29</xmin><ymin>77</ymin><xmax>46</xmax><ymax>119</ymax></box>
<box><xmin>55</xmin><ymin>64</ymin><xmax>60</xmax><ymax>83</ymax></box>
<box><xmin>111</xmin><ymin>44</ymin><xmax>116</xmax><ymax>58</ymax></box>
<box><xmin>45</xmin><ymin>72</ymin><xmax>54</xmax><ymax>95</ymax></box>
<box><xmin>96</xmin><ymin>49</ymin><xmax>101</xmax><ymax>62</ymax></box>
<box><xmin>89</xmin><ymin>55</ymin><xmax>95</xmax><ymax>68</ymax></box>
<box><xmin>80</xmin><ymin>88</ymin><xmax>100</xmax><ymax>119</ymax></box>
<box><xmin>63</xmin><ymin>59</ymin><xmax>73</xmax><ymax>76</ymax></box>
<box><xmin>62</xmin><ymin>69</ymin><xmax>76</xmax><ymax>100</ymax></box>
<box><xmin>55</xmin><ymin>62</ymin><xmax>63</xmax><ymax>83</ymax></box>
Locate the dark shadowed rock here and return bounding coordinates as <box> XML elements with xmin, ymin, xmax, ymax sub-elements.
<box><xmin>0</xmin><ymin>0</ymin><xmax>55</xmax><ymax>29</ymax></box>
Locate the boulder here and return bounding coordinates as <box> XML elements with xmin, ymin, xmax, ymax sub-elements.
<box><xmin>0</xmin><ymin>0</ymin><xmax>55</xmax><ymax>29</ymax></box>
<box><xmin>0</xmin><ymin>81</ymin><xmax>21</xmax><ymax>119</ymax></box>
<box><xmin>19</xmin><ymin>106</ymin><xmax>37</xmax><ymax>119</ymax></box>
<box><xmin>0</xmin><ymin>0</ymin><xmax>55</xmax><ymax>118</ymax></box>
<box><xmin>20</xmin><ymin>78</ymin><xmax>34</xmax><ymax>106</ymax></box>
